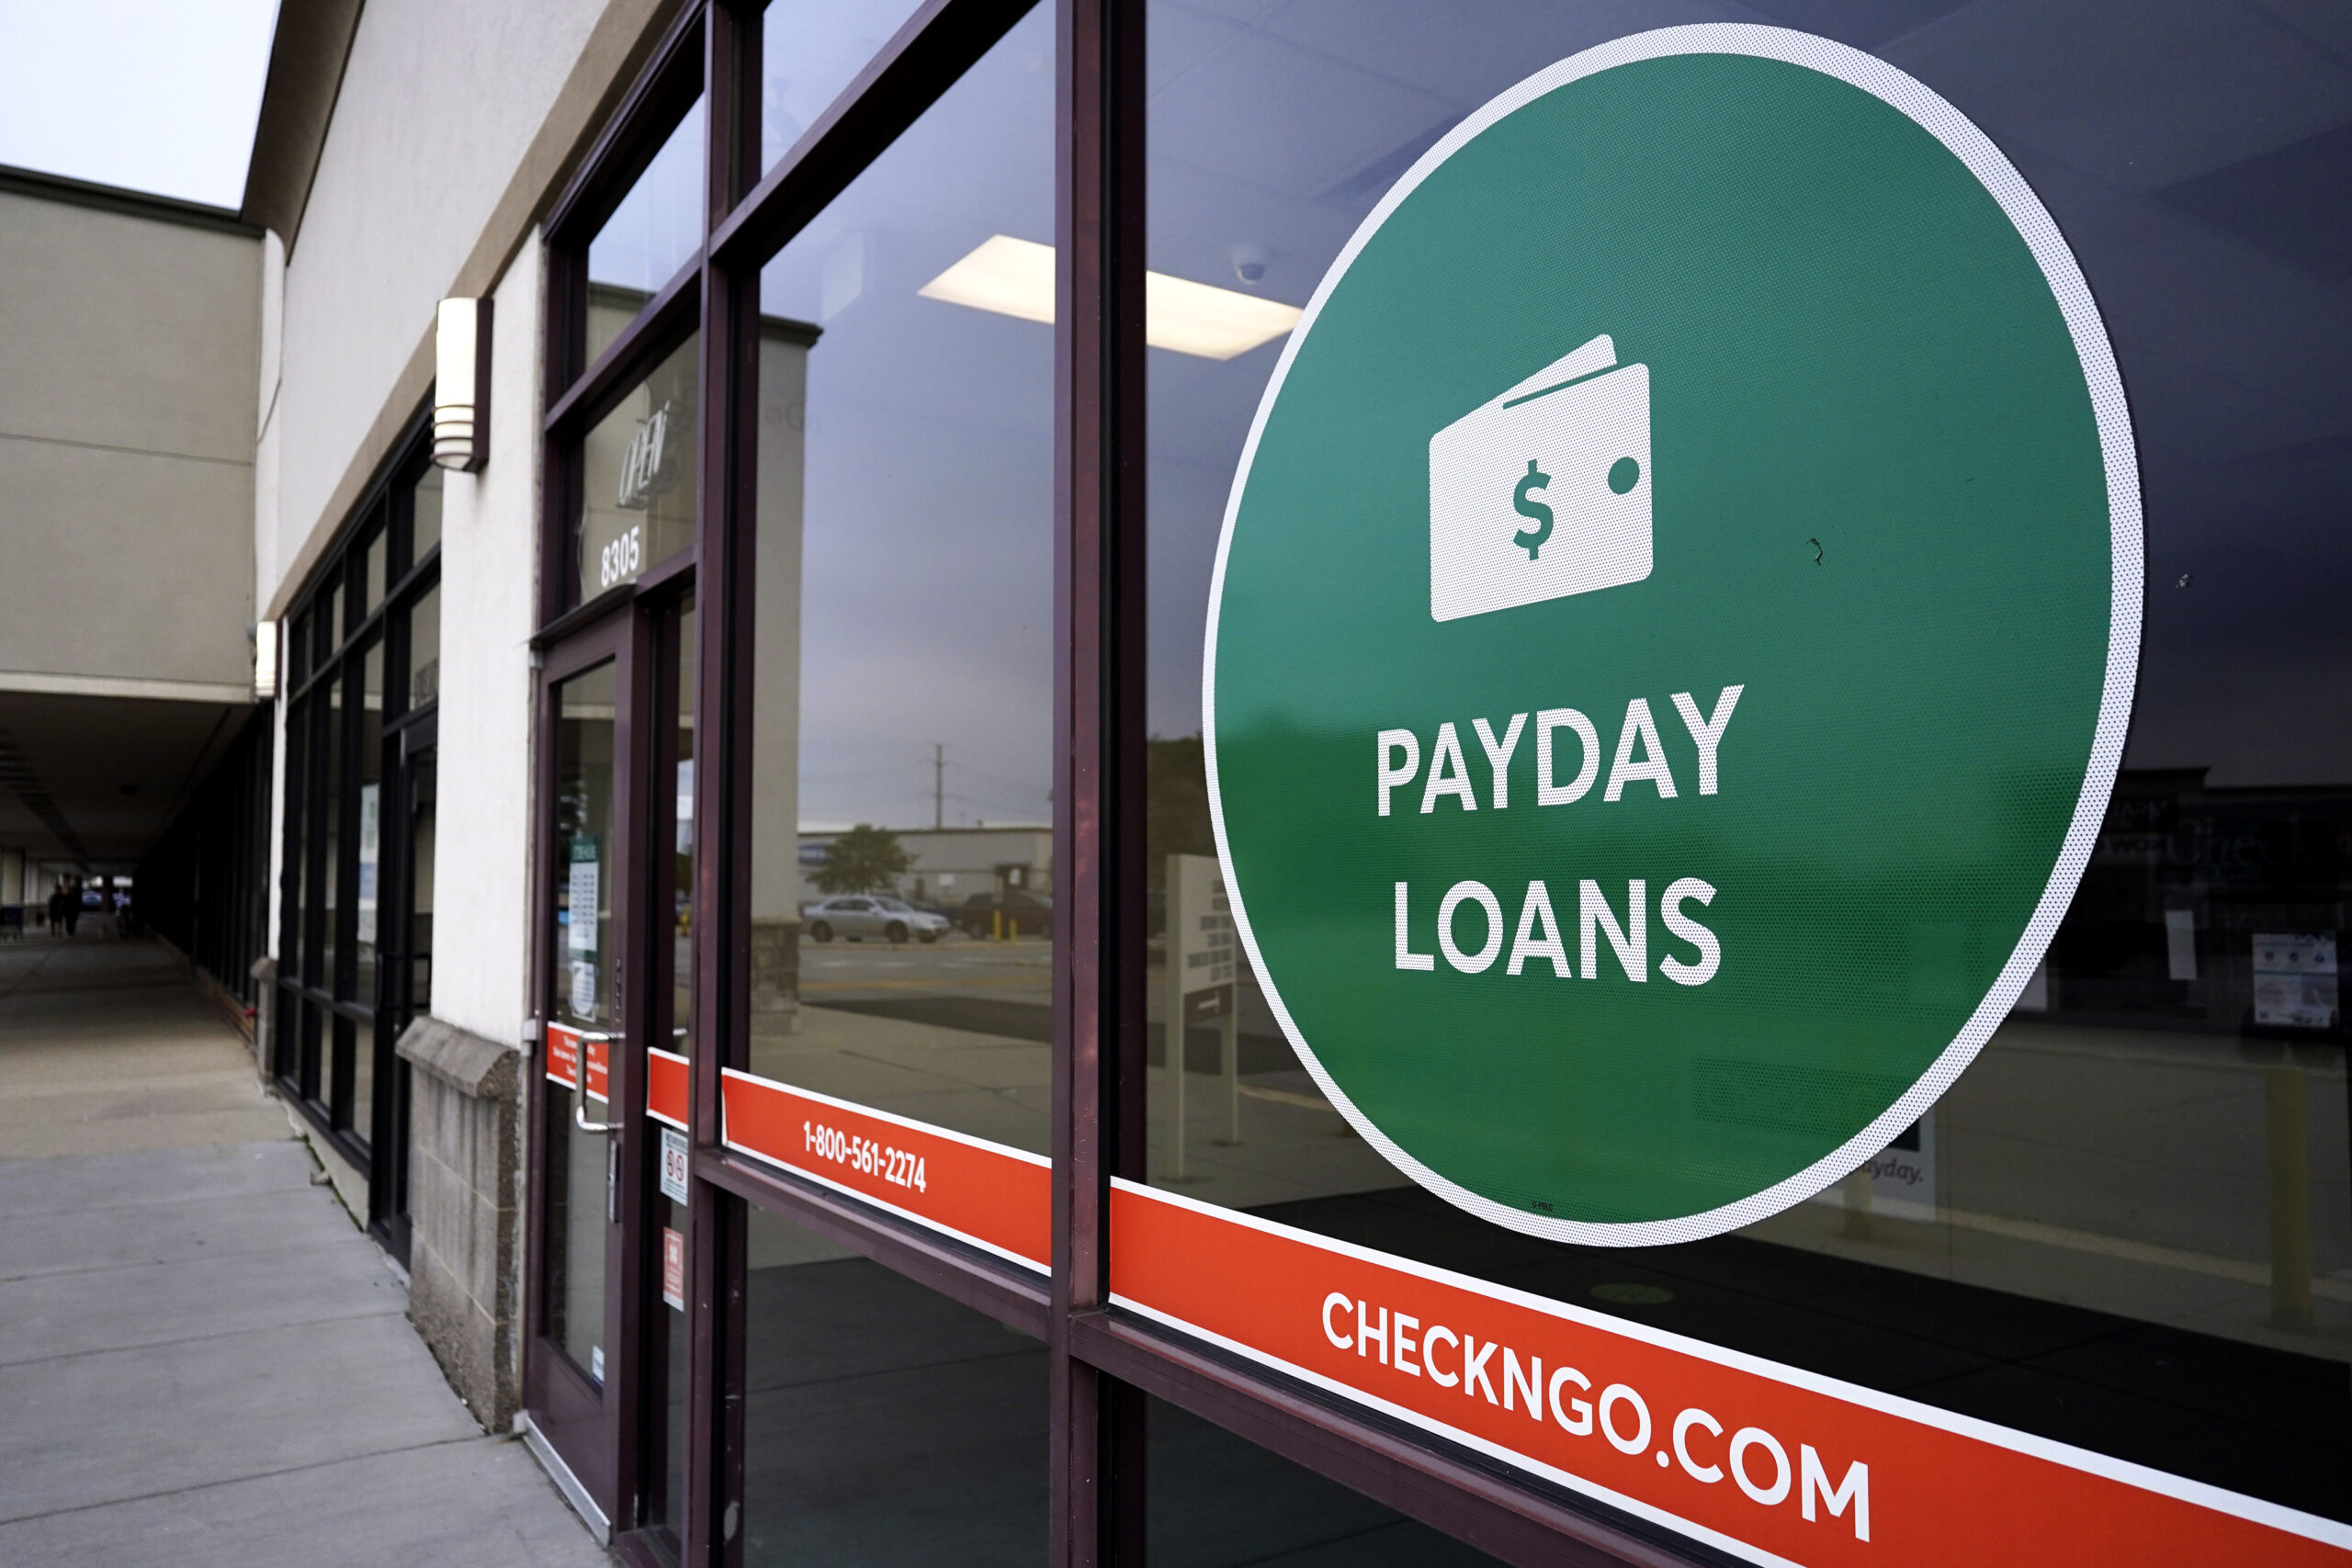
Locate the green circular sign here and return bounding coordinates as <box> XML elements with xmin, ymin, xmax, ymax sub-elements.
<box><xmin>1206</xmin><ymin>27</ymin><xmax>2140</xmax><ymax>1246</ymax></box>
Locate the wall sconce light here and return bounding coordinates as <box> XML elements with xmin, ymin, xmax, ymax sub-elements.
<box><xmin>253</xmin><ymin>620</ymin><xmax>280</xmax><ymax>700</ymax></box>
<box><xmin>434</xmin><ymin>297</ymin><xmax>493</xmax><ymax>470</ymax></box>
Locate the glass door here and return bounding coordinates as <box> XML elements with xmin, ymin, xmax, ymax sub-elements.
<box><xmin>526</xmin><ymin>593</ymin><xmax>700</xmax><ymax>1542</ymax></box>
<box><xmin>527</xmin><ymin>615</ymin><xmax>639</xmax><ymax>1523</ymax></box>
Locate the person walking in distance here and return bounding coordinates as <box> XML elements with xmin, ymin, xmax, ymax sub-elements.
<box><xmin>62</xmin><ymin>878</ymin><xmax>81</xmax><ymax>938</ymax></box>
<box><xmin>46</xmin><ymin>879</ymin><xmax>68</xmax><ymax>939</ymax></box>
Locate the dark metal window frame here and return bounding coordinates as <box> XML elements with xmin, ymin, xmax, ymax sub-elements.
<box><xmin>533</xmin><ymin>4</ymin><xmax>1693</xmax><ymax>1564</ymax></box>
<box><xmin>275</xmin><ymin>409</ymin><xmax>444</xmax><ymax>1260</ymax></box>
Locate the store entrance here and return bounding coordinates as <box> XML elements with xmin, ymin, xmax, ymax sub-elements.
<box><xmin>523</xmin><ymin>592</ymin><xmax>696</xmax><ymax>1542</ymax></box>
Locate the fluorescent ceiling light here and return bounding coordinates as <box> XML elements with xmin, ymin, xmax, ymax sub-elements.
<box><xmin>918</xmin><ymin>235</ymin><xmax>1057</xmax><ymax>326</ymax></box>
<box><xmin>1144</xmin><ymin>269</ymin><xmax>1305</xmax><ymax>362</ymax></box>
<box><xmin>919</xmin><ymin>235</ymin><xmax>1304</xmax><ymax>361</ymax></box>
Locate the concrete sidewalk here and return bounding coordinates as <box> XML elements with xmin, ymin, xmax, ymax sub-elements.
<box><xmin>0</xmin><ymin>934</ymin><xmax>606</xmax><ymax>1566</ymax></box>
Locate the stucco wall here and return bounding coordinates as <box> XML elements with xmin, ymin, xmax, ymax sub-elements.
<box><xmin>261</xmin><ymin>0</ymin><xmax>605</xmax><ymax>614</ymax></box>
<box><xmin>0</xmin><ymin>189</ymin><xmax>259</xmax><ymax>694</ymax></box>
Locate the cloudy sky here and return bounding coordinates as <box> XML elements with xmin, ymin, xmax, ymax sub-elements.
<box><xmin>0</xmin><ymin>0</ymin><xmax>278</xmax><ymax>208</ymax></box>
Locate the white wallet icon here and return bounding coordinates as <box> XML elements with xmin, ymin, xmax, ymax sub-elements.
<box><xmin>1427</xmin><ymin>333</ymin><xmax>1652</xmax><ymax>622</ymax></box>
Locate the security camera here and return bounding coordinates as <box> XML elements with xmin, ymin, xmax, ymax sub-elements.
<box><xmin>1229</xmin><ymin>243</ymin><xmax>1272</xmax><ymax>285</ymax></box>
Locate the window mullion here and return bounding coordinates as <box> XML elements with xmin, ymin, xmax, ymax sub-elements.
<box><xmin>687</xmin><ymin>6</ymin><xmax>753</xmax><ymax>1566</ymax></box>
<box><xmin>1051</xmin><ymin>0</ymin><xmax>1147</xmax><ymax>1562</ymax></box>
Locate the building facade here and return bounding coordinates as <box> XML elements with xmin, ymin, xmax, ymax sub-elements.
<box><xmin>156</xmin><ymin>1</ymin><xmax>2352</xmax><ymax>1564</ymax></box>
<box><xmin>0</xmin><ymin>167</ymin><xmax>263</xmax><ymax>955</ymax></box>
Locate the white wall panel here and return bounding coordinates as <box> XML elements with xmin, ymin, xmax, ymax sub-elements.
<box><xmin>427</xmin><ymin>231</ymin><xmax>544</xmax><ymax>1046</ymax></box>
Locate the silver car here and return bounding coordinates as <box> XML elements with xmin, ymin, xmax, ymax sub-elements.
<box><xmin>802</xmin><ymin>895</ymin><xmax>948</xmax><ymax>944</ymax></box>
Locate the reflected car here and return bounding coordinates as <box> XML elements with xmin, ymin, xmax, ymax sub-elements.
<box><xmin>802</xmin><ymin>895</ymin><xmax>948</xmax><ymax>944</ymax></box>
<box><xmin>952</xmin><ymin>889</ymin><xmax>1053</xmax><ymax>939</ymax></box>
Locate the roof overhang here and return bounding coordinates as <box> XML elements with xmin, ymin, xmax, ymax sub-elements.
<box><xmin>239</xmin><ymin>0</ymin><xmax>367</xmax><ymax>251</ymax></box>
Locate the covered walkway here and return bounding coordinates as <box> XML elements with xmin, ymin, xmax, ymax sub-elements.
<box><xmin>0</xmin><ymin>932</ymin><xmax>605</xmax><ymax>1566</ymax></box>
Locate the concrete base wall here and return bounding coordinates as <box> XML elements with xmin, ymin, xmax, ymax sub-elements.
<box><xmin>396</xmin><ymin>1014</ymin><xmax>521</xmax><ymax>1431</ymax></box>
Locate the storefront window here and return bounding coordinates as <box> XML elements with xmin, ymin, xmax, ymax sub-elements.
<box><xmin>318</xmin><ymin>679</ymin><xmax>342</xmax><ymax>1045</ymax></box>
<box><xmin>273</xmin><ymin>431</ymin><xmax>443</xmax><ymax>1250</ymax></box>
<box><xmin>287</xmin><ymin>609</ymin><xmax>310</xmax><ymax>690</ymax></box>
<box><xmin>578</xmin><ymin>333</ymin><xmax>700</xmax><ymax>604</ymax></box>
<box><xmin>362</xmin><ymin>522</ymin><xmax>386</xmax><ymax>615</ymax></box>
<box><xmin>282</xmin><ymin>708</ymin><xmax>305</xmax><ymax>963</ymax></box>
<box><xmin>740</xmin><ymin>1205</ymin><xmax>1047</xmax><ymax>1565</ymax></box>
<box><xmin>1147</xmin><ymin>1395</ymin><xmax>1499</xmax><ymax>1567</ymax></box>
<box><xmin>405</xmin><ymin>583</ymin><xmax>440</xmax><ymax>710</ymax></box>
<box><xmin>1138</xmin><ymin>0</ymin><xmax>2350</xmax><ymax>1529</ymax></box>
<box><xmin>740</xmin><ymin>5</ymin><xmax>1057</xmax><ymax>1157</ymax></box>
<box><xmin>408</xmin><ymin>751</ymin><xmax>435</xmax><ymax>1013</ymax></box>
<box><xmin>315</xmin><ymin>581</ymin><xmax>338</xmax><ymax>662</ymax></box>
<box><xmin>587</xmin><ymin>97</ymin><xmax>707</xmax><ymax>368</ymax></box>
<box><xmin>759</xmin><ymin>0</ymin><xmax>932</xmax><ymax>175</ymax></box>
<box><xmin>350</xmin><ymin>636</ymin><xmax>384</xmax><ymax>1138</ymax></box>
<box><xmin>412</xmin><ymin>466</ymin><xmax>442</xmax><ymax>564</ymax></box>
<box><xmin>508</xmin><ymin>3</ymin><xmax>2352</xmax><ymax>1560</ymax></box>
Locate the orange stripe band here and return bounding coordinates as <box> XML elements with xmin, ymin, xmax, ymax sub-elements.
<box><xmin>721</xmin><ymin>1070</ymin><xmax>1050</xmax><ymax>1273</ymax></box>
<box><xmin>1109</xmin><ymin>1179</ymin><xmax>2349</xmax><ymax>1568</ymax></box>
<box><xmin>546</xmin><ymin>1022</ymin><xmax>582</xmax><ymax>1092</ymax></box>
<box><xmin>647</xmin><ymin>1047</ymin><xmax>688</xmax><ymax>1130</ymax></box>
<box><xmin>543</xmin><ymin>1023</ymin><xmax>609</xmax><ymax>1102</ymax></box>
